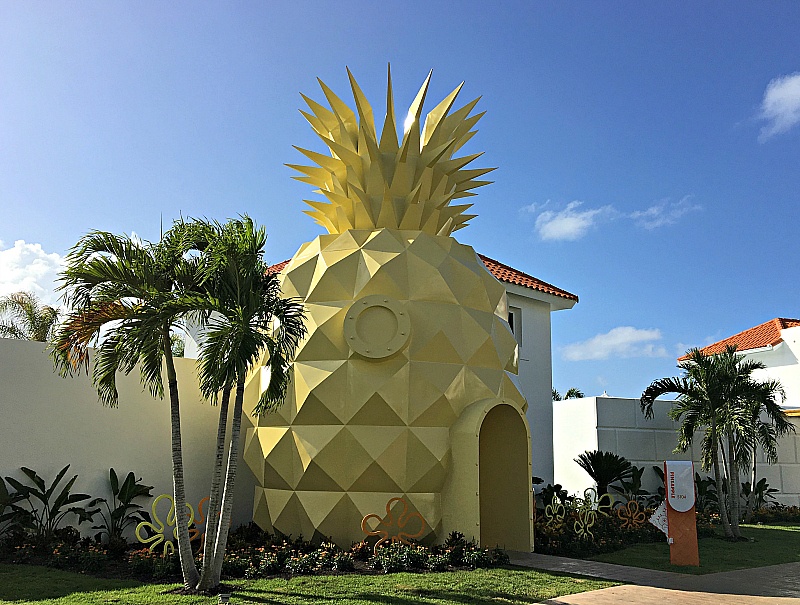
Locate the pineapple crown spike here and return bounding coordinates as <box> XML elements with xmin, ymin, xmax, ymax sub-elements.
<box><xmin>288</xmin><ymin>66</ymin><xmax>494</xmax><ymax>236</ymax></box>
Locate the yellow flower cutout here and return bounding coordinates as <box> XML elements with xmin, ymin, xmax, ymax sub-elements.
<box><xmin>135</xmin><ymin>493</ymin><xmax>201</xmax><ymax>557</ymax></box>
<box><xmin>544</xmin><ymin>496</ymin><xmax>566</xmax><ymax>530</ymax></box>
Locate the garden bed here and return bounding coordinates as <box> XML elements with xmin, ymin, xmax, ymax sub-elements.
<box><xmin>588</xmin><ymin>523</ymin><xmax>800</xmax><ymax>574</ymax></box>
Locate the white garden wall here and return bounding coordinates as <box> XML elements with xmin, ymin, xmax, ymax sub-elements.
<box><xmin>553</xmin><ymin>396</ymin><xmax>800</xmax><ymax>506</ymax></box>
<box><xmin>0</xmin><ymin>338</ymin><xmax>256</xmax><ymax>534</ymax></box>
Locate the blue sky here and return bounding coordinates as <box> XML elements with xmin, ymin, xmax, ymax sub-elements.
<box><xmin>1</xmin><ymin>2</ymin><xmax>799</xmax><ymax>398</ymax></box>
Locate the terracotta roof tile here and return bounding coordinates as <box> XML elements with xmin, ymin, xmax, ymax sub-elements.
<box><xmin>268</xmin><ymin>254</ymin><xmax>578</xmax><ymax>302</ymax></box>
<box><xmin>267</xmin><ymin>259</ymin><xmax>291</xmax><ymax>274</ymax></box>
<box><xmin>477</xmin><ymin>254</ymin><xmax>578</xmax><ymax>302</ymax></box>
<box><xmin>678</xmin><ymin>318</ymin><xmax>800</xmax><ymax>360</ymax></box>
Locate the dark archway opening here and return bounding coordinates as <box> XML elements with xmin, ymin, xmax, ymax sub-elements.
<box><xmin>479</xmin><ymin>404</ymin><xmax>530</xmax><ymax>551</ymax></box>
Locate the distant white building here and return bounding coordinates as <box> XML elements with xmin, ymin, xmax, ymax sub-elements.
<box><xmin>552</xmin><ymin>395</ymin><xmax>800</xmax><ymax>506</ymax></box>
<box><xmin>681</xmin><ymin>317</ymin><xmax>800</xmax><ymax>410</ymax></box>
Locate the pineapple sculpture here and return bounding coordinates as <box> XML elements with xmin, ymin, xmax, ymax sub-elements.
<box><xmin>242</xmin><ymin>68</ymin><xmax>533</xmax><ymax>549</ymax></box>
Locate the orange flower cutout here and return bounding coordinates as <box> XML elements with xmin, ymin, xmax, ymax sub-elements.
<box><xmin>361</xmin><ymin>497</ymin><xmax>426</xmax><ymax>555</ymax></box>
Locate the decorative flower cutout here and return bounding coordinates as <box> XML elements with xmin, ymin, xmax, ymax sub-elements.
<box><xmin>361</xmin><ymin>497</ymin><xmax>426</xmax><ymax>555</ymax></box>
<box><xmin>617</xmin><ymin>500</ymin><xmax>647</xmax><ymax>529</ymax></box>
<box><xmin>135</xmin><ymin>493</ymin><xmax>206</xmax><ymax>556</ymax></box>
<box><xmin>573</xmin><ymin>506</ymin><xmax>597</xmax><ymax>539</ymax></box>
<box><xmin>544</xmin><ymin>496</ymin><xmax>566</xmax><ymax>530</ymax></box>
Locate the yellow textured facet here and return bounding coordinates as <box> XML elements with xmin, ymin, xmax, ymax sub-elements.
<box><xmin>245</xmin><ymin>71</ymin><xmax>532</xmax><ymax>549</ymax></box>
<box><xmin>244</xmin><ymin>229</ymin><xmax>530</xmax><ymax>546</ymax></box>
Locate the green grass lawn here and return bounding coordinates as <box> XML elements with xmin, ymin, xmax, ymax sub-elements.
<box><xmin>589</xmin><ymin>523</ymin><xmax>800</xmax><ymax>575</ymax></box>
<box><xmin>0</xmin><ymin>564</ymin><xmax>615</xmax><ymax>604</ymax></box>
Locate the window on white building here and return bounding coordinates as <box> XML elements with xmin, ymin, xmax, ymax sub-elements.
<box><xmin>508</xmin><ymin>306</ymin><xmax>522</xmax><ymax>347</ymax></box>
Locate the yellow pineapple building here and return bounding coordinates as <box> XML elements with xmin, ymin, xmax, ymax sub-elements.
<box><xmin>242</xmin><ymin>69</ymin><xmax>548</xmax><ymax>550</ymax></box>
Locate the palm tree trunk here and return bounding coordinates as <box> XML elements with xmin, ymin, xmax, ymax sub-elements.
<box><xmin>197</xmin><ymin>386</ymin><xmax>231</xmax><ymax>591</ymax></box>
<box><xmin>743</xmin><ymin>448</ymin><xmax>757</xmax><ymax>523</ymax></box>
<box><xmin>211</xmin><ymin>380</ymin><xmax>245</xmax><ymax>587</ymax></box>
<box><xmin>163</xmin><ymin>327</ymin><xmax>199</xmax><ymax>588</ymax></box>
<box><xmin>727</xmin><ymin>432</ymin><xmax>742</xmax><ymax>538</ymax></box>
<box><xmin>711</xmin><ymin>425</ymin><xmax>733</xmax><ymax>538</ymax></box>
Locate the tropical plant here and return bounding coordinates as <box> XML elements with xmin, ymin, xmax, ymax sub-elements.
<box><xmin>741</xmin><ymin>379</ymin><xmax>794</xmax><ymax>522</ymax></box>
<box><xmin>91</xmin><ymin>468</ymin><xmax>153</xmax><ymax>552</ymax></box>
<box><xmin>574</xmin><ymin>450</ymin><xmax>633</xmax><ymax>497</ymax></box>
<box><xmin>552</xmin><ymin>387</ymin><xmax>585</xmax><ymax>401</ymax></box>
<box><xmin>3</xmin><ymin>465</ymin><xmax>98</xmax><ymax>542</ymax></box>
<box><xmin>650</xmin><ymin>465</ymin><xmax>667</xmax><ymax>502</ymax></box>
<box><xmin>742</xmin><ymin>478</ymin><xmax>779</xmax><ymax>514</ymax></box>
<box><xmin>610</xmin><ymin>465</ymin><xmax>652</xmax><ymax>505</ymax></box>
<box><xmin>536</xmin><ymin>483</ymin><xmax>572</xmax><ymax>510</ymax></box>
<box><xmin>640</xmin><ymin>345</ymin><xmax>792</xmax><ymax>539</ymax></box>
<box><xmin>51</xmin><ymin>224</ymin><xmax>205</xmax><ymax>587</ymax></box>
<box><xmin>0</xmin><ymin>477</ymin><xmax>25</xmax><ymax>537</ymax></box>
<box><xmin>187</xmin><ymin>216</ymin><xmax>307</xmax><ymax>591</ymax></box>
<box><xmin>694</xmin><ymin>472</ymin><xmax>719</xmax><ymax>513</ymax></box>
<box><xmin>0</xmin><ymin>291</ymin><xmax>60</xmax><ymax>341</ymax></box>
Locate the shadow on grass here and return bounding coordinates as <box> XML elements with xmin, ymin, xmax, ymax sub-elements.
<box><xmin>237</xmin><ymin>588</ymin><xmax>542</xmax><ymax>605</ymax></box>
<box><xmin>0</xmin><ymin>564</ymin><xmax>147</xmax><ymax>601</ymax></box>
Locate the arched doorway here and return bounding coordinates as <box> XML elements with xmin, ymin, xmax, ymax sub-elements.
<box><xmin>479</xmin><ymin>403</ymin><xmax>530</xmax><ymax>550</ymax></box>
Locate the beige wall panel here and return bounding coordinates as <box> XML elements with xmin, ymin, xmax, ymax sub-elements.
<box><xmin>0</xmin><ymin>339</ymin><xmax>255</xmax><ymax>534</ymax></box>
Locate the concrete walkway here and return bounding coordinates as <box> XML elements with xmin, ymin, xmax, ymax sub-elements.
<box><xmin>508</xmin><ymin>551</ymin><xmax>800</xmax><ymax>603</ymax></box>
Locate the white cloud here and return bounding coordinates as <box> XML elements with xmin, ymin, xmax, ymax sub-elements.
<box><xmin>0</xmin><ymin>240</ymin><xmax>64</xmax><ymax>306</ymax></box>
<box><xmin>758</xmin><ymin>72</ymin><xmax>800</xmax><ymax>141</ymax></box>
<box><xmin>630</xmin><ymin>196</ymin><xmax>701</xmax><ymax>230</ymax></box>
<box><xmin>520</xmin><ymin>200</ymin><xmax>549</xmax><ymax>215</ymax></box>
<box><xmin>535</xmin><ymin>201</ymin><xmax>614</xmax><ymax>241</ymax></box>
<box><xmin>562</xmin><ymin>326</ymin><xmax>668</xmax><ymax>361</ymax></box>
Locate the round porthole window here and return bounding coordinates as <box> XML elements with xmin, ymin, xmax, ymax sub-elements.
<box><xmin>343</xmin><ymin>295</ymin><xmax>410</xmax><ymax>359</ymax></box>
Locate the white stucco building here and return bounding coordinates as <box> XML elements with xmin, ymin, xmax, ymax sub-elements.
<box><xmin>476</xmin><ymin>255</ymin><xmax>577</xmax><ymax>483</ymax></box>
<box><xmin>681</xmin><ymin>317</ymin><xmax>800</xmax><ymax>410</ymax></box>
<box><xmin>552</xmin><ymin>395</ymin><xmax>800</xmax><ymax>506</ymax></box>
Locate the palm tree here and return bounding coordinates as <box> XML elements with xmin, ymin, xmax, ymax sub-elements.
<box><xmin>0</xmin><ymin>291</ymin><xmax>60</xmax><ymax>341</ymax></box>
<box><xmin>742</xmin><ymin>379</ymin><xmax>794</xmax><ymax>522</ymax></box>
<box><xmin>641</xmin><ymin>345</ymin><xmax>775</xmax><ymax>539</ymax></box>
<box><xmin>191</xmin><ymin>217</ymin><xmax>306</xmax><ymax>591</ymax></box>
<box><xmin>553</xmin><ymin>387</ymin><xmax>585</xmax><ymax>401</ymax></box>
<box><xmin>574</xmin><ymin>450</ymin><xmax>633</xmax><ymax>497</ymax></box>
<box><xmin>51</xmin><ymin>226</ymin><xmax>203</xmax><ymax>587</ymax></box>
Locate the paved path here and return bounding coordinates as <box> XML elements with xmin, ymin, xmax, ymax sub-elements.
<box><xmin>508</xmin><ymin>551</ymin><xmax>800</xmax><ymax>603</ymax></box>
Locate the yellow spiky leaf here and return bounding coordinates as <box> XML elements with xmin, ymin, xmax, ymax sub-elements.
<box><xmin>290</xmin><ymin>68</ymin><xmax>491</xmax><ymax>236</ymax></box>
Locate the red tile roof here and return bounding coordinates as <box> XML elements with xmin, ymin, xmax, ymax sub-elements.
<box><xmin>477</xmin><ymin>254</ymin><xmax>578</xmax><ymax>302</ymax></box>
<box><xmin>679</xmin><ymin>318</ymin><xmax>800</xmax><ymax>360</ymax></box>
<box><xmin>268</xmin><ymin>254</ymin><xmax>578</xmax><ymax>302</ymax></box>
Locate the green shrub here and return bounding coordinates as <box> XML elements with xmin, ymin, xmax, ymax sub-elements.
<box><xmin>4</xmin><ymin>465</ymin><xmax>99</xmax><ymax>544</ymax></box>
<box><xmin>152</xmin><ymin>552</ymin><xmax>180</xmax><ymax>579</ymax></box>
<box><xmin>372</xmin><ymin>543</ymin><xmax>429</xmax><ymax>573</ymax></box>
<box><xmin>128</xmin><ymin>548</ymin><xmax>157</xmax><ymax>577</ymax></box>
<box><xmin>285</xmin><ymin>553</ymin><xmax>316</xmax><ymax>575</ymax></box>
<box><xmin>90</xmin><ymin>468</ymin><xmax>153</xmax><ymax>556</ymax></box>
<box><xmin>349</xmin><ymin>539</ymin><xmax>372</xmax><ymax>561</ymax></box>
<box><xmin>221</xmin><ymin>549</ymin><xmax>251</xmax><ymax>578</ymax></box>
<box><xmin>534</xmin><ymin>506</ymin><xmax>664</xmax><ymax>557</ymax></box>
<box><xmin>463</xmin><ymin>547</ymin><xmax>493</xmax><ymax>569</ymax></box>
<box><xmin>426</xmin><ymin>553</ymin><xmax>450</xmax><ymax>571</ymax></box>
<box><xmin>333</xmin><ymin>552</ymin><xmax>355</xmax><ymax>572</ymax></box>
<box><xmin>750</xmin><ymin>505</ymin><xmax>800</xmax><ymax>524</ymax></box>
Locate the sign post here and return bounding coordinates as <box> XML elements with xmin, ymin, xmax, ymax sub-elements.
<box><xmin>664</xmin><ymin>460</ymin><xmax>700</xmax><ymax>566</ymax></box>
